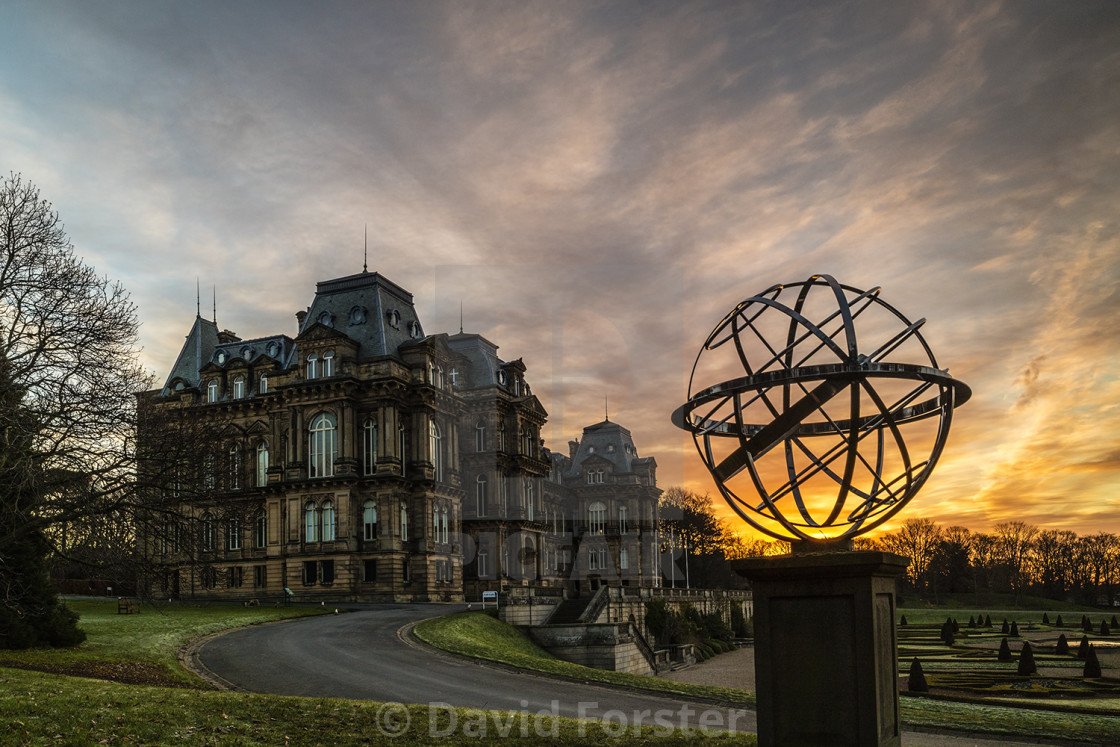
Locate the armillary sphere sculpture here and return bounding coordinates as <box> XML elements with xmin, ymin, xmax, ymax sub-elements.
<box><xmin>672</xmin><ymin>274</ymin><xmax>970</xmax><ymax>543</ymax></box>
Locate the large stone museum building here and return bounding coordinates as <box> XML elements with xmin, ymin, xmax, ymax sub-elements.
<box><xmin>140</xmin><ymin>268</ymin><xmax>661</xmax><ymax>602</ymax></box>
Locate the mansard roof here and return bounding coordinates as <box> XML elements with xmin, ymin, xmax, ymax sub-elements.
<box><xmin>565</xmin><ymin>419</ymin><xmax>652</xmax><ymax>477</ymax></box>
<box><xmin>161</xmin><ymin>315</ymin><xmax>219</xmax><ymax>395</ymax></box>
<box><xmin>299</xmin><ymin>270</ymin><xmax>424</xmax><ymax>360</ymax></box>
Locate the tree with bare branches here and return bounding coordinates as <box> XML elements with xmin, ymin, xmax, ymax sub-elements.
<box><xmin>0</xmin><ymin>173</ymin><xmax>152</xmax><ymax>648</ymax></box>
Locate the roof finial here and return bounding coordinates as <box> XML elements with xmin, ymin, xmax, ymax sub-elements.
<box><xmin>196</xmin><ymin>278</ymin><xmax>201</xmax><ymax>318</ymax></box>
<box><xmin>605</xmin><ymin>395</ymin><xmax>609</xmax><ymax>422</ymax></box>
<box><xmin>363</xmin><ymin>224</ymin><xmax>368</xmax><ymax>273</ymax></box>
<box><xmin>212</xmin><ymin>286</ymin><xmax>217</xmax><ymax>325</ymax></box>
<box><xmin>459</xmin><ymin>300</ymin><xmax>464</xmax><ymax>334</ymax></box>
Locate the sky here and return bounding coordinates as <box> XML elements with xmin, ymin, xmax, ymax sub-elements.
<box><xmin>2</xmin><ymin>1</ymin><xmax>1118</xmax><ymax>539</ymax></box>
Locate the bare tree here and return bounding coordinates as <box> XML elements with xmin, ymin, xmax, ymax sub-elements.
<box><xmin>883</xmin><ymin>518</ymin><xmax>943</xmax><ymax>593</ymax></box>
<box><xmin>992</xmin><ymin>521</ymin><xmax>1039</xmax><ymax>604</ymax></box>
<box><xmin>1</xmin><ymin>174</ymin><xmax>153</xmax><ymax>646</ymax></box>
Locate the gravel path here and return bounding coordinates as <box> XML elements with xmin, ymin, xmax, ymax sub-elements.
<box><xmin>658</xmin><ymin>645</ymin><xmax>756</xmax><ymax>691</ymax></box>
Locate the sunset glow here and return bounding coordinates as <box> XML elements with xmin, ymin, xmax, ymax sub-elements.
<box><xmin>2</xmin><ymin>1</ymin><xmax>1117</xmax><ymax>538</ymax></box>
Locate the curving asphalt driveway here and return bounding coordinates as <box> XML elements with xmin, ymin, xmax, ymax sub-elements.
<box><xmin>195</xmin><ymin>604</ymin><xmax>756</xmax><ymax>734</ymax></box>
<box><xmin>194</xmin><ymin>605</ymin><xmax>1047</xmax><ymax>745</ymax></box>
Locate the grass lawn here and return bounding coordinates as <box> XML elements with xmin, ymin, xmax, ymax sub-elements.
<box><xmin>0</xmin><ymin>599</ymin><xmax>756</xmax><ymax>744</ymax></box>
<box><xmin>415</xmin><ymin>612</ymin><xmax>1120</xmax><ymax>744</ymax></box>
<box><xmin>0</xmin><ymin>599</ymin><xmax>328</xmax><ymax>686</ymax></box>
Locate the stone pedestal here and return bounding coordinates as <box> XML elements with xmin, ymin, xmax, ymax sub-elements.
<box><xmin>734</xmin><ymin>550</ymin><xmax>909</xmax><ymax>747</ymax></box>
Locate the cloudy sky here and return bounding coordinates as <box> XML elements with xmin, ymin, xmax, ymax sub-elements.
<box><xmin>3</xmin><ymin>1</ymin><xmax>1118</xmax><ymax>538</ymax></box>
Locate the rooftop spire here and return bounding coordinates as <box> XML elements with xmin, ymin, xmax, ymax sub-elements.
<box><xmin>459</xmin><ymin>300</ymin><xmax>464</xmax><ymax>334</ymax></box>
<box><xmin>605</xmin><ymin>395</ymin><xmax>609</xmax><ymax>422</ymax></box>
<box><xmin>196</xmin><ymin>278</ymin><xmax>200</xmax><ymax>318</ymax></box>
<box><xmin>363</xmin><ymin>224</ymin><xmax>368</xmax><ymax>273</ymax></box>
<box><xmin>212</xmin><ymin>286</ymin><xmax>217</xmax><ymax>325</ymax></box>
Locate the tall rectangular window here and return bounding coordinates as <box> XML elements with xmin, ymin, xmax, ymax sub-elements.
<box><xmin>400</xmin><ymin>503</ymin><xmax>409</xmax><ymax>541</ymax></box>
<box><xmin>302</xmin><ymin>560</ymin><xmax>316</xmax><ymax>586</ymax></box>
<box><xmin>363</xmin><ymin>500</ymin><xmax>378</xmax><ymax>541</ymax></box>
<box><xmin>256</xmin><ymin>442</ymin><xmax>269</xmax><ymax>487</ymax></box>
<box><xmin>363</xmin><ymin>559</ymin><xmax>376</xmax><ymax>583</ymax></box>
<box><xmin>253</xmin><ymin>565</ymin><xmax>266</xmax><ymax>588</ymax></box>
<box><xmin>363</xmin><ymin>419</ymin><xmax>377</xmax><ymax>475</ymax></box>
<box><xmin>320</xmin><ymin>559</ymin><xmax>335</xmax><ymax>585</ymax></box>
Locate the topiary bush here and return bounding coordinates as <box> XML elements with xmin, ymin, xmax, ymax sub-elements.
<box><xmin>1017</xmin><ymin>641</ymin><xmax>1037</xmax><ymax>676</ymax></box>
<box><xmin>1055</xmin><ymin>633</ymin><xmax>1069</xmax><ymax>655</ymax></box>
<box><xmin>1084</xmin><ymin>645</ymin><xmax>1102</xmax><ymax>678</ymax></box>
<box><xmin>998</xmin><ymin>637</ymin><xmax>1012</xmax><ymax>661</ymax></box>
<box><xmin>1077</xmin><ymin>635</ymin><xmax>1090</xmax><ymax>659</ymax></box>
<box><xmin>908</xmin><ymin>658</ymin><xmax>928</xmax><ymax>692</ymax></box>
<box><xmin>1055</xmin><ymin>614</ymin><xmax>1064</xmax><ymax>627</ymax></box>
<box><xmin>1100</xmin><ymin>621</ymin><xmax>1111</xmax><ymax>636</ymax></box>
<box><xmin>1010</xmin><ymin>621</ymin><xmax>1020</xmax><ymax>637</ymax></box>
<box><xmin>1001</xmin><ymin>620</ymin><xmax>1010</xmax><ymax>634</ymax></box>
<box><xmin>1042</xmin><ymin>613</ymin><xmax>1050</xmax><ymax>625</ymax></box>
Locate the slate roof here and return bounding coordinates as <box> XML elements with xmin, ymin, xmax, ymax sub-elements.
<box><xmin>565</xmin><ymin>419</ymin><xmax>647</xmax><ymax>477</ymax></box>
<box><xmin>299</xmin><ymin>270</ymin><xmax>424</xmax><ymax>360</ymax></box>
<box><xmin>161</xmin><ymin>315</ymin><xmax>219</xmax><ymax>395</ymax></box>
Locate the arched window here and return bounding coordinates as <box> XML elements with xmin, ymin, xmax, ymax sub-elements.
<box><xmin>255</xmin><ymin>510</ymin><xmax>267</xmax><ymax>548</ymax></box>
<box><xmin>363</xmin><ymin>419</ymin><xmax>377</xmax><ymax>476</ymax></box>
<box><xmin>429</xmin><ymin>420</ymin><xmax>443</xmax><ymax>482</ymax></box>
<box><xmin>304</xmin><ymin>501</ymin><xmax>319</xmax><ymax>542</ymax></box>
<box><xmin>259</xmin><ymin>375</ymin><xmax>268</xmax><ymax>394</ymax></box>
<box><xmin>619</xmin><ymin>505</ymin><xmax>629</xmax><ymax>534</ymax></box>
<box><xmin>588</xmin><ymin>502</ymin><xmax>606</xmax><ymax>535</ymax></box>
<box><xmin>363</xmin><ymin>500</ymin><xmax>378</xmax><ymax>541</ymax></box>
<box><xmin>525</xmin><ymin>479</ymin><xmax>534</xmax><ymax>522</ymax></box>
<box><xmin>400</xmin><ymin>502</ymin><xmax>409</xmax><ymax>541</ymax></box>
<box><xmin>323</xmin><ymin>350</ymin><xmax>335</xmax><ymax>377</ymax></box>
<box><xmin>232</xmin><ymin>375</ymin><xmax>245</xmax><ymax>399</ymax></box>
<box><xmin>207</xmin><ymin>380</ymin><xmax>219</xmax><ymax>403</ymax></box>
<box><xmin>321</xmin><ymin>500</ymin><xmax>336</xmax><ymax>542</ymax></box>
<box><xmin>475</xmin><ymin>475</ymin><xmax>487</xmax><ymax>517</ymax></box>
<box><xmin>256</xmin><ymin>442</ymin><xmax>269</xmax><ymax>487</ymax></box>
<box><xmin>475</xmin><ymin>419</ymin><xmax>486</xmax><ymax>451</ymax></box>
<box><xmin>477</xmin><ymin>549</ymin><xmax>490</xmax><ymax>578</ymax></box>
<box><xmin>228</xmin><ymin>446</ymin><xmax>241</xmax><ymax>490</ymax></box>
<box><xmin>227</xmin><ymin>517</ymin><xmax>241</xmax><ymax>550</ymax></box>
<box><xmin>309</xmin><ymin>413</ymin><xmax>337</xmax><ymax>478</ymax></box>
<box><xmin>201</xmin><ymin>514</ymin><xmax>215</xmax><ymax>551</ymax></box>
<box><xmin>306</xmin><ymin>353</ymin><xmax>319</xmax><ymax>379</ymax></box>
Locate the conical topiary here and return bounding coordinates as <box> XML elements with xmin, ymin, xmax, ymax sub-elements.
<box><xmin>1082</xmin><ymin>615</ymin><xmax>1092</xmax><ymax>633</ymax></box>
<box><xmin>1077</xmin><ymin>635</ymin><xmax>1090</xmax><ymax>659</ymax></box>
<box><xmin>1001</xmin><ymin>620</ymin><xmax>1010</xmax><ymax>634</ymax></box>
<box><xmin>940</xmin><ymin>621</ymin><xmax>955</xmax><ymax>646</ymax></box>
<box><xmin>1055</xmin><ymin>633</ymin><xmax>1069</xmax><ymax>655</ymax></box>
<box><xmin>1100</xmin><ymin>621</ymin><xmax>1111</xmax><ymax>636</ymax></box>
<box><xmin>1112</xmin><ymin>615</ymin><xmax>1118</xmax><ymax>628</ymax></box>
<box><xmin>1084</xmin><ymin>645</ymin><xmax>1102</xmax><ymax>678</ymax></box>
<box><xmin>1010</xmin><ymin>621</ymin><xmax>1020</xmax><ymax>637</ymax></box>
<box><xmin>968</xmin><ymin>615</ymin><xmax>976</xmax><ymax>628</ymax></box>
<box><xmin>1042</xmin><ymin>612</ymin><xmax>1050</xmax><ymax>625</ymax></box>
<box><xmin>1017</xmin><ymin>641</ymin><xmax>1037</xmax><ymax>676</ymax></box>
<box><xmin>908</xmin><ymin>657</ymin><xmax>929</xmax><ymax>692</ymax></box>
<box><xmin>1055</xmin><ymin>614</ymin><xmax>1064</xmax><ymax>627</ymax></box>
<box><xmin>899</xmin><ymin>615</ymin><xmax>908</xmax><ymax>626</ymax></box>
<box><xmin>984</xmin><ymin>614</ymin><xmax>992</xmax><ymax>627</ymax></box>
<box><xmin>998</xmin><ymin>637</ymin><xmax>1012</xmax><ymax>661</ymax></box>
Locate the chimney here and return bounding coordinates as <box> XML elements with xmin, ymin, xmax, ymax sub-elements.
<box><xmin>569</xmin><ymin>440</ymin><xmax>579</xmax><ymax>460</ymax></box>
<box><xmin>295</xmin><ymin>309</ymin><xmax>307</xmax><ymax>333</ymax></box>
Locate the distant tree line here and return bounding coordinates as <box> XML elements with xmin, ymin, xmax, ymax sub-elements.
<box><xmin>658</xmin><ymin>489</ymin><xmax>1119</xmax><ymax>607</ymax></box>
<box><xmin>865</xmin><ymin>518</ymin><xmax>1119</xmax><ymax>607</ymax></box>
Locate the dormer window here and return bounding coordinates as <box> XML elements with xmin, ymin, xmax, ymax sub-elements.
<box><xmin>306</xmin><ymin>353</ymin><xmax>319</xmax><ymax>379</ymax></box>
<box><xmin>318</xmin><ymin>311</ymin><xmax>333</xmax><ymax>327</ymax></box>
<box><xmin>497</xmin><ymin>370</ymin><xmax>507</xmax><ymax>386</ymax></box>
<box><xmin>207</xmin><ymin>380</ymin><xmax>219</xmax><ymax>403</ymax></box>
<box><xmin>216</xmin><ymin>351</ymin><xmax>227</xmax><ymax>365</ymax></box>
<box><xmin>408</xmin><ymin>320</ymin><xmax>422</xmax><ymax>338</ymax></box>
<box><xmin>241</xmin><ymin>346</ymin><xmax>252</xmax><ymax>359</ymax></box>
<box><xmin>232</xmin><ymin>375</ymin><xmax>245</xmax><ymax>399</ymax></box>
<box><xmin>322</xmin><ymin>351</ymin><xmax>335</xmax><ymax>377</ymax></box>
<box><xmin>267</xmin><ymin>341</ymin><xmax>279</xmax><ymax>358</ymax></box>
<box><xmin>349</xmin><ymin>306</ymin><xmax>366</xmax><ymax>325</ymax></box>
<box><xmin>387</xmin><ymin>309</ymin><xmax>401</xmax><ymax>329</ymax></box>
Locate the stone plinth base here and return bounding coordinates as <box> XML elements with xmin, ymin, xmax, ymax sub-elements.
<box><xmin>734</xmin><ymin>550</ymin><xmax>909</xmax><ymax>747</ymax></box>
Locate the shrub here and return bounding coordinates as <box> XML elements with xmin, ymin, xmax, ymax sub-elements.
<box><xmin>1001</xmin><ymin>620</ymin><xmax>1010</xmax><ymax>634</ymax></box>
<box><xmin>908</xmin><ymin>658</ymin><xmax>928</xmax><ymax>692</ymax></box>
<box><xmin>899</xmin><ymin>615</ymin><xmax>908</xmax><ymax>627</ymax></box>
<box><xmin>1100</xmin><ymin>621</ymin><xmax>1111</xmax><ymax>636</ymax></box>
<box><xmin>701</xmin><ymin>611</ymin><xmax>732</xmax><ymax>642</ymax></box>
<box><xmin>1112</xmin><ymin>615</ymin><xmax>1119</xmax><ymax>628</ymax></box>
<box><xmin>952</xmin><ymin>618</ymin><xmax>960</xmax><ymax>633</ymax></box>
<box><xmin>1055</xmin><ymin>614</ymin><xmax>1064</xmax><ymax>627</ymax></box>
<box><xmin>1084</xmin><ymin>645</ymin><xmax>1102</xmax><ymax>678</ymax></box>
<box><xmin>984</xmin><ymin>614</ymin><xmax>992</xmax><ymax>627</ymax></box>
<box><xmin>644</xmin><ymin>598</ymin><xmax>670</xmax><ymax>640</ymax></box>
<box><xmin>1082</xmin><ymin>615</ymin><xmax>1092</xmax><ymax>633</ymax></box>
<box><xmin>730</xmin><ymin>605</ymin><xmax>748</xmax><ymax>637</ymax></box>
<box><xmin>940</xmin><ymin>621</ymin><xmax>954</xmax><ymax>646</ymax></box>
<box><xmin>1042</xmin><ymin>613</ymin><xmax>1050</xmax><ymax>625</ymax></box>
<box><xmin>1010</xmin><ymin>621</ymin><xmax>1020</xmax><ymax>637</ymax></box>
<box><xmin>967</xmin><ymin>615</ymin><xmax>976</xmax><ymax>628</ymax></box>
<box><xmin>998</xmin><ymin>637</ymin><xmax>1012</xmax><ymax>661</ymax></box>
<box><xmin>1077</xmin><ymin>635</ymin><xmax>1090</xmax><ymax>659</ymax></box>
<box><xmin>1017</xmin><ymin>641</ymin><xmax>1037</xmax><ymax>676</ymax></box>
<box><xmin>1055</xmin><ymin>633</ymin><xmax>1069</xmax><ymax>655</ymax></box>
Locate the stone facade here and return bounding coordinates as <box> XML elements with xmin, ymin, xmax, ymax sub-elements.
<box><xmin>139</xmin><ymin>269</ymin><xmax>662</xmax><ymax>603</ymax></box>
